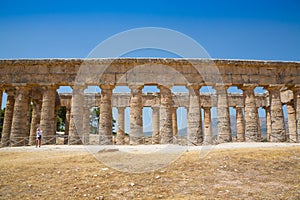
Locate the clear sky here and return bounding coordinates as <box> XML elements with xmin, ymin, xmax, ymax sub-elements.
<box><xmin>1</xmin><ymin>0</ymin><xmax>299</xmax><ymax>60</ymax></box>
<box><xmin>1</xmin><ymin>0</ymin><xmax>299</xmax><ymax>132</ymax></box>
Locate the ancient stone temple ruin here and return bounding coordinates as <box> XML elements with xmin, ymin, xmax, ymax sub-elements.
<box><xmin>0</xmin><ymin>58</ymin><xmax>299</xmax><ymax>146</ymax></box>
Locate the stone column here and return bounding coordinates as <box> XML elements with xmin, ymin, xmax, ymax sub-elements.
<box><xmin>172</xmin><ymin>107</ymin><xmax>178</xmax><ymax>144</ymax></box>
<box><xmin>265</xmin><ymin>106</ymin><xmax>272</xmax><ymax>141</ymax></box>
<box><xmin>203</xmin><ymin>107</ymin><xmax>212</xmax><ymax>145</ymax></box>
<box><xmin>29</xmin><ymin>97</ymin><xmax>42</xmax><ymax>145</ymax></box>
<box><xmin>214</xmin><ymin>85</ymin><xmax>232</xmax><ymax>143</ymax></box>
<box><xmin>0</xmin><ymin>89</ymin><xmax>2</xmax><ymax>109</ymax></box>
<box><xmin>292</xmin><ymin>86</ymin><xmax>300</xmax><ymax>143</ymax></box>
<box><xmin>82</xmin><ymin>106</ymin><xmax>90</xmax><ymax>144</ymax></box>
<box><xmin>267</xmin><ymin>85</ymin><xmax>286</xmax><ymax>142</ymax></box>
<box><xmin>116</xmin><ymin>107</ymin><xmax>125</xmax><ymax>145</ymax></box>
<box><xmin>152</xmin><ymin>107</ymin><xmax>160</xmax><ymax>144</ymax></box>
<box><xmin>159</xmin><ymin>85</ymin><xmax>173</xmax><ymax>144</ymax></box>
<box><xmin>1</xmin><ymin>89</ymin><xmax>15</xmax><ymax>147</ymax></box>
<box><xmin>10</xmin><ymin>86</ymin><xmax>30</xmax><ymax>147</ymax></box>
<box><xmin>129</xmin><ymin>85</ymin><xmax>144</xmax><ymax>145</ymax></box>
<box><xmin>69</xmin><ymin>86</ymin><xmax>85</xmax><ymax>145</ymax></box>
<box><xmin>286</xmin><ymin>101</ymin><xmax>297</xmax><ymax>142</ymax></box>
<box><xmin>99</xmin><ymin>85</ymin><xmax>114</xmax><ymax>145</ymax></box>
<box><xmin>187</xmin><ymin>85</ymin><xmax>202</xmax><ymax>145</ymax></box>
<box><xmin>40</xmin><ymin>86</ymin><xmax>58</xmax><ymax>145</ymax></box>
<box><xmin>241</xmin><ymin>85</ymin><xmax>260</xmax><ymax>142</ymax></box>
<box><xmin>235</xmin><ymin>106</ymin><xmax>245</xmax><ymax>142</ymax></box>
<box><xmin>64</xmin><ymin>107</ymin><xmax>71</xmax><ymax>144</ymax></box>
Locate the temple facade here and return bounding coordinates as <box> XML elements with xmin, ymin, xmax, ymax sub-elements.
<box><xmin>0</xmin><ymin>58</ymin><xmax>299</xmax><ymax>146</ymax></box>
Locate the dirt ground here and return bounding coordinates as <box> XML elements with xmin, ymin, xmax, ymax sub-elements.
<box><xmin>0</xmin><ymin>145</ymin><xmax>299</xmax><ymax>200</ymax></box>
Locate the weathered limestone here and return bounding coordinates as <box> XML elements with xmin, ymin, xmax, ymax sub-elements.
<box><xmin>215</xmin><ymin>85</ymin><xmax>232</xmax><ymax>143</ymax></box>
<box><xmin>29</xmin><ymin>96</ymin><xmax>42</xmax><ymax>145</ymax></box>
<box><xmin>69</xmin><ymin>86</ymin><xmax>85</xmax><ymax>145</ymax></box>
<box><xmin>286</xmin><ymin>101</ymin><xmax>297</xmax><ymax>142</ymax></box>
<box><xmin>292</xmin><ymin>86</ymin><xmax>300</xmax><ymax>143</ymax></box>
<box><xmin>152</xmin><ymin>107</ymin><xmax>160</xmax><ymax>144</ymax></box>
<box><xmin>241</xmin><ymin>85</ymin><xmax>260</xmax><ymax>141</ymax></box>
<box><xmin>267</xmin><ymin>85</ymin><xmax>286</xmax><ymax>142</ymax></box>
<box><xmin>99</xmin><ymin>85</ymin><xmax>114</xmax><ymax>145</ymax></box>
<box><xmin>1</xmin><ymin>89</ymin><xmax>15</xmax><ymax>147</ymax></box>
<box><xmin>40</xmin><ymin>86</ymin><xmax>58</xmax><ymax>144</ymax></box>
<box><xmin>203</xmin><ymin>107</ymin><xmax>212</xmax><ymax>144</ymax></box>
<box><xmin>0</xmin><ymin>89</ymin><xmax>2</xmax><ymax>110</ymax></box>
<box><xmin>64</xmin><ymin>108</ymin><xmax>71</xmax><ymax>144</ymax></box>
<box><xmin>116</xmin><ymin>107</ymin><xmax>125</xmax><ymax>145</ymax></box>
<box><xmin>172</xmin><ymin>107</ymin><xmax>178</xmax><ymax>144</ymax></box>
<box><xmin>129</xmin><ymin>85</ymin><xmax>144</xmax><ymax>145</ymax></box>
<box><xmin>265</xmin><ymin>107</ymin><xmax>272</xmax><ymax>141</ymax></box>
<box><xmin>82</xmin><ymin>106</ymin><xmax>90</xmax><ymax>144</ymax></box>
<box><xmin>159</xmin><ymin>85</ymin><xmax>173</xmax><ymax>144</ymax></box>
<box><xmin>10</xmin><ymin>86</ymin><xmax>30</xmax><ymax>147</ymax></box>
<box><xmin>187</xmin><ymin>85</ymin><xmax>202</xmax><ymax>145</ymax></box>
<box><xmin>235</xmin><ymin>106</ymin><xmax>245</xmax><ymax>142</ymax></box>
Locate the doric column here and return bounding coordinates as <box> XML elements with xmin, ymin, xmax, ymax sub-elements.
<box><xmin>69</xmin><ymin>86</ymin><xmax>85</xmax><ymax>145</ymax></box>
<box><xmin>10</xmin><ymin>86</ymin><xmax>30</xmax><ymax>147</ymax></box>
<box><xmin>0</xmin><ymin>89</ymin><xmax>2</xmax><ymax>109</ymax></box>
<box><xmin>214</xmin><ymin>85</ymin><xmax>232</xmax><ymax>143</ymax></box>
<box><xmin>99</xmin><ymin>85</ymin><xmax>114</xmax><ymax>145</ymax></box>
<box><xmin>159</xmin><ymin>85</ymin><xmax>173</xmax><ymax>144</ymax></box>
<box><xmin>187</xmin><ymin>85</ymin><xmax>202</xmax><ymax>145</ymax></box>
<box><xmin>29</xmin><ymin>96</ymin><xmax>42</xmax><ymax>145</ymax></box>
<box><xmin>116</xmin><ymin>107</ymin><xmax>125</xmax><ymax>145</ymax></box>
<box><xmin>82</xmin><ymin>106</ymin><xmax>90</xmax><ymax>144</ymax></box>
<box><xmin>40</xmin><ymin>86</ymin><xmax>58</xmax><ymax>145</ymax></box>
<box><xmin>152</xmin><ymin>107</ymin><xmax>160</xmax><ymax>144</ymax></box>
<box><xmin>203</xmin><ymin>107</ymin><xmax>212</xmax><ymax>145</ymax></box>
<box><xmin>1</xmin><ymin>89</ymin><xmax>15</xmax><ymax>147</ymax></box>
<box><xmin>235</xmin><ymin>106</ymin><xmax>245</xmax><ymax>142</ymax></box>
<box><xmin>286</xmin><ymin>101</ymin><xmax>297</xmax><ymax>142</ymax></box>
<box><xmin>64</xmin><ymin>107</ymin><xmax>71</xmax><ymax>144</ymax></box>
<box><xmin>265</xmin><ymin>106</ymin><xmax>272</xmax><ymax>141</ymax></box>
<box><xmin>172</xmin><ymin>107</ymin><xmax>178</xmax><ymax>144</ymax></box>
<box><xmin>267</xmin><ymin>85</ymin><xmax>286</xmax><ymax>142</ymax></box>
<box><xmin>241</xmin><ymin>85</ymin><xmax>260</xmax><ymax>142</ymax></box>
<box><xmin>292</xmin><ymin>86</ymin><xmax>300</xmax><ymax>143</ymax></box>
<box><xmin>129</xmin><ymin>85</ymin><xmax>143</xmax><ymax>145</ymax></box>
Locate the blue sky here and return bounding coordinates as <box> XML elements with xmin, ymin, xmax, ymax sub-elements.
<box><xmin>1</xmin><ymin>0</ymin><xmax>299</xmax><ymax>132</ymax></box>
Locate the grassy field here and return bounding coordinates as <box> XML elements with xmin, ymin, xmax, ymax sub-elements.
<box><xmin>0</xmin><ymin>146</ymin><xmax>299</xmax><ymax>199</ymax></box>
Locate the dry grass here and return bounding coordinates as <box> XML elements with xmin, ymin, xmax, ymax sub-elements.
<box><xmin>0</xmin><ymin>146</ymin><xmax>299</xmax><ymax>199</ymax></box>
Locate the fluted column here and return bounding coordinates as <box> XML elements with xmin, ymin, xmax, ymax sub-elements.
<box><xmin>235</xmin><ymin>106</ymin><xmax>245</xmax><ymax>142</ymax></box>
<box><xmin>187</xmin><ymin>85</ymin><xmax>202</xmax><ymax>145</ymax></box>
<box><xmin>172</xmin><ymin>107</ymin><xmax>178</xmax><ymax>144</ymax></box>
<box><xmin>82</xmin><ymin>106</ymin><xmax>90</xmax><ymax>144</ymax></box>
<box><xmin>69</xmin><ymin>86</ymin><xmax>85</xmax><ymax>145</ymax></box>
<box><xmin>116</xmin><ymin>107</ymin><xmax>125</xmax><ymax>145</ymax></box>
<box><xmin>286</xmin><ymin>102</ymin><xmax>297</xmax><ymax>142</ymax></box>
<box><xmin>64</xmin><ymin>107</ymin><xmax>71</xmax><ymax>144</ymax></box>
<box><xmin>265</xmin><ymin>106</ymin><xmax>272</xmax><ymax>141</ymax></box>
<box><xmin>29</xmin><ymin>96</ymin><xmax>42</xmax><ymax>145</ymax></box>
<box><xmin>129</xmin><ymin>85</ymin><xmax>143</xmax><ymax>145</ymax></box>
<box><xmin>10</xmin><ymin>86</ymin><xmax>30</xmax><ymax>147</ymax></box>
<box><xmin>267</xmin><ymin>85</ymin><xmax>286</xmax><ymax>142</ymax></box>
<box><xmin>99</xmin><ymin>85</ymin><xmax>114</xmax><ymax>145</ymax></box>
<box><xmin>159</xmin><ymin>85</ymin><xmax>173</xmax><ymax>144</ymax></box>
<box><xmin>152</xmin><ymin>107</ymin><xmax>160</xmax><ymax>144</ymax></box>
<box><xmin>214</xmin><ymin>85</ymin><xmax>232</xmax><ymax>143</ymax></box>
<box><xmin>241</xmin><ymin>85</ymin><xmax>260</xmax><ymax>141</ymax></box>
<box><xmin>40</xmin><ymin>86</ymin><xmax>58</xmax><ymax>145</ymax></box>
<box><xmin>292</xmin><ymin>86</ymin><xmax>300</xmax><ymax>143</ymax></box>
<box><xmin>203</xmin><ymin>107</ymin><xmax>212</xmax><ymax>145</ymax></box>
<box><xmin>1</xmin><ymin>89</ymin><xmax>15</xmax><ymax>147</ymax></box>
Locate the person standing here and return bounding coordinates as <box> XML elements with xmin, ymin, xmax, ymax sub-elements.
<box><xmin>36</xmin><ymin>128</ymin><xmax>42</xmax><ymax>148</ymax></box>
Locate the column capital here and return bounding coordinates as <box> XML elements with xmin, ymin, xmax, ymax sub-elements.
<box><xmin>4</xmin><ymin>87</ymin><xmax>16</xmax><ymax>96</ymax></box>
<box><xmin>239</xmin><ymin>84</ymin><xmax>257</xmax><ymax>91</ymax></box>
<box><xmin>117</xmin><ymin>106</ymin><xmax>126</xmax><ymax>111</ymax></box>
<box><xmin>213</xmin><ymin>84</ymin><xmax>231</xmax><ymax>92</ymax></box>
<box><xmin>158</xmin><ymin>85</ymin><xmax>172</xmax><ymax>90</ymax></box>
<box><xmin>186</xmin><ymin>84</ymin><xmax>201</xmax><ymax>94</ymax></box>
<box><xmin>71</xmin><ymin>85</ymin><xmax>86</xmax><ymax>90</ymax></box>
<box><xmin>100</xmin><ymin>84</ymin><xmax>115</xmax><ymax>90</ymax></box>
<box><xmin>129</xmin><ymin>85</ymin><xmax>143</xmax><ymax>93</ymax></box>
